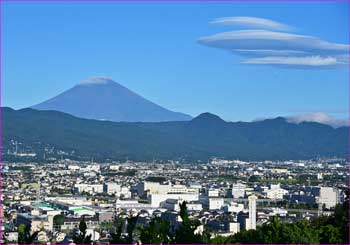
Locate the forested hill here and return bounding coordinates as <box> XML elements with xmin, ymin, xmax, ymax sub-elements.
<box><xmin>2</xmin><ymin>107</ymin><xmax>347</xmax><ymax>162</ymax></box>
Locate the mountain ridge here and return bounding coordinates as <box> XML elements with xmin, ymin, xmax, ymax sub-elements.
<box><xmin>3</xmin><ymin>107</ymin><xmax>347</xmax><ymax>162</ymax></box>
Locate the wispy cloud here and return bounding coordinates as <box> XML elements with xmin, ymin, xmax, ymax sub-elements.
<box><xmin>211</xmin><ymin>16</ymin><xmax>293</xmax><ymax>31</ymax></box>
<box><xmin>233</xmin><ymin>49</ymin><xmax>308</xmax><ymax>56</ymax></box>
<box><xmin>242</xmin><ymin>56</ymin><xmax>344</xmax><ymax>68</ymax></box>
<box><xmin>198</xmin><ymin>18</ymin><xmax>349</xmax><ymax>68</ymax></box>
<box><xmin>287</xmin><ymin>112</ymin><xmax>348</xmax><ymax>128</ymax></box>
<box><xmin>79</xmin><ymin>77</ymin><xmax>113</xmax><ymax>85</ymax></box>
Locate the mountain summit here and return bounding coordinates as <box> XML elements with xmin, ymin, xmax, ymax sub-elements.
<box><xmin>192</xmin><ymin>112</ymin><xmax>225</xmax><ymax>122</ymax></box>
<box><xmin>190</xmin><ymin>112</ymin><xmax>226</xmax><ymax>126</ymax></box>
<box><xmin>31</xmin><ymin>77</ymin><xmax>192</xmax><ymax>122</ymax></box>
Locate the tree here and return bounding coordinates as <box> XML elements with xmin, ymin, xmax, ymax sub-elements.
<box><xmin>210</xmin><ymin>235</ymin><xmax>229</xmax><ymax>244</ymax></box>
<box><xmin>224</xmin><ymin>228</ymin><xmax>263</xmax><ymax>244</ymax></box>
<box><xmin>201</xmin><ymin>225</ymin><xmax>214</xmax><ymax>244</ymax></box>
<box><xmin>109</xmin><ymin>218</ymin><xmax>125</xmax><ymax>244</ymax></box>
<box><xmin>53</xmin><ymin>214</ymin><xmax>64</xmax><ymax>231</ymax></box>
<box><xmin>110</xmin><ymin>215</ymin><xmax>138</xmax><ymax>244</ymax></box>
<box><xmin>248</xmin><ymin>175</ymin><xmax>261</xmax><ymax>183</ymax></box>
<box><xmin>72</xmin><ymin>217</ymin><xmax>93</xmax><ymax>244</ymax></box>
<box><xmin>17</xmin><ymin>224</ymin><xmax>39</xmax><ymax>244</ymax></box>
<box><xmin>125</xmin><ymin>215</ymin><xmax>138</xmax><ymax>243</ymax></box>
<box><xmin>173</xmin><ymin>201</ymin><xmax>203</xmax><ymax>244</ymax></box>
<box><xmin>311</xmin><ymin>189</ymin><xmax>349</xmax><ymax>244</ymax></box>
<box><xmin>319</xmin><ymin>224</ymin><xmax>342</xmax><ymax>244</ymax></box>
<box><xmin>138</xmin><ymin>217</ymin><xmax>171</xmax><ymax>244</ymax></box>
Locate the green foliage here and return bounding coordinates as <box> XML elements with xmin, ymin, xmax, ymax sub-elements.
<box><xmin>145</xmin><ymin>176</ymin><xmax>167</xmax><ymax>183</ymax></box>
<box><xmin>260</xmin><ymin>218</ymin><xmax>319</xmax><ymax>244</ymax></box>
<box><xmin>17</xmin><ymin>224</ymin><xmax>39</xmax><ymax>244</ymax></box>
<box><xmin>109</xmin><ymin>218</ymin><xmax>125</xmax><ymax>244</ymax></box>
<box><xmin>53</xmin><ymin>214</ymin><xmax>64</xmax><ymax>227</ymax></box>
<box><xmin>110</xmin><ymin>215</ymin><xmax>139</xmax><ymax>244</ymax></box>
<box><xmin>212</xmin><ymin>218</ymin><xmax>319</xmax><ymax>244</ymax></box>
<box><xmin>274</xmin><ymin>200</ymin><xmax>318</xmax><ymax>210</ymax></box>
<box><xmin>319</xmin><ymin>225</ymin><xmax>342</xmax><ymax>244</ymax></box>
<box><xmin>72</xmin><ymin>217</ymin><xmax>93</xmax><ymax>244</ymax></box>
<box><xmin>138</xmin><ymin>217</ymin><xmax>171</xmax><ymax>244</ymax></box>
<box><xmin>211</xmin><ymin>199</ymin><xmax>349</xmax><ymax>244</ymax></box>
<box><xmin>210</xmin><ymin>234</ymin><xmax>229</xmax><ymax>244</ymax></box>
<box><xmin>51</xmin><ymin>186</ymin><xmax>71</xmax><ymax>195</ymax></box>
<box><xmin>115</xmin><ymin>170</ymin><xmax>136</xmax><ymax>176</ymax></box>
<box><xmin>311</xmin><ymin>195</ymin><xmax>350</xmax><ymax>244</ymax></box>
<box><xmin>173</xmin><ymin>201</ymin><xmax>204</xmax><ymax>244</ymax></box>
<box><xmin>248</xmin><ymin>175</ymin><xmax>261</xmax><ymax>182</ymax></box>
<box><xmin>99</xmin><ymin>221</ymin><xmax>114</xmax><ymax>231</ymax></box>
<box><xmin>125</xmin><ymin>215</ymin><xmax>138</xmax><ymax>243</ymax></box>
<box><xmin>122</xmin><ymin>201</ymin><xmax>207</xmax><ymax>244</ymax></box>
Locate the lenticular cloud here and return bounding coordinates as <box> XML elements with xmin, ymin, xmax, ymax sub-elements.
<box><xmin>198</xmin><ymin>17</ymin><xmax>348</xmax><ymax>68</ymax></box>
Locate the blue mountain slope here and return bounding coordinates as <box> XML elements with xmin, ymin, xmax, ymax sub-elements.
<box><xmin>31</xmin><ymin>77</ymin><xmax>192</xmax><ymax>122</ymax></box>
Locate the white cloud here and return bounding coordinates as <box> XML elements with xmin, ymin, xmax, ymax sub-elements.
<box><xmin>211</xmin><ymin>16</ymin><xmax>292</xmax><ymax>31</ymax></box>
<box><xmin>198</xmin><ymin>18</ymin><xmax>349</xmax><ymax>68</ymax></box>
<box><xmin>287</xmin><ymin>112</ymin><xmax>348</xmax><ymax>128</ymax></box>
<box><xmin>198</xmin><ymin>30</ymin><xmax>348</xmax><ymax>55</ymax></box>
<box><xmin>80</xmin><ymin>77</ymin><xmax>114</xmax><ymax>85</ymax></box>
<box><xmin>242</xmin><ymin>55</ymin><xmax>344</xmax><ymax>67</ymax></box>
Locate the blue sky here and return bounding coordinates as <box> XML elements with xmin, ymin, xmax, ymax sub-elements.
<box><xmin>2</xmin><ymin>1</ymin><xmax>349</xmax><ymax>123</ymax></box>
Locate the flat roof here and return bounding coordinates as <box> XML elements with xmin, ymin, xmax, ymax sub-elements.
<box><xmin>71</xmin><ymin>207</ymin><xmax>92</xmax><ymax>211</ymax></box>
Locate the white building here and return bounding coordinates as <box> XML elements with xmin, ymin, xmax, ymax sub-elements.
<box><xmin>223</xmin><ymin>202</ymin><xmax>244</xmax><ymax>213</ymax></box>
<box><xmin>207</xmin><ymin>189</ymin><xmax>220</xmax><ymax>197</ymax></box>
<box><xmin>103</xmin><ymin>183</ymin><xmax>121</xmax><ymax>194</ymax></box>
<box><xmin>136</xmin><ymin>181</ymin><xmax>171</xmax><ymax>197</ymax></box>
<box><xmin>109</xmin><ymin>165</ymin><xmax>121</xmax><ymax>170</ymax></box>
<box><xmin>187</xmin><ymin>203</ymin><xmax>203</xmax><ymax>211</ymax></box>
<box><xmin>151</xmin><ymin>192</ymin><xmax>199</xmax><ymax>207</ymax></box>
<box><xmin>120</xmin><ymin>186</ymin><xmax>132</xmax><ymax>199</ymax></box>
<box><xmin>103</xmin><ymin>183</ymin><xmax>131</xmax><ymax>198</ymax></box>
<box><xmin>81</xmin><ymin>164</ymin><xmax>100</xmax><ymax>173</ymax></box>
<box><xmin>208</xmin><ymin>198</ymin><xmax>224</xmax><ymax>210</ymax></box>
<box><xmin>115</xmin><ymin>199</ymin><xmax>156</xmax><ymax>212</ymax></box>
<box><xmin>136</xmin><ymin>183</ymin><xmax>198</xmax><ymax>207</ymax></box>
<box><xmin>67</xmin><ymin>165</ymin><xmax>80</xmax><ymax>170</ymax></box>
<box><xmin>229</xmin><ymin>222</ymin><xmax>240</xmax><ymax>234</ymax></box>
<box><xmin>74</xmin><ymin>184</ymin><xmax>104</xmax><ymax>194</ymax></box>
<box><xmin>160</xmin><ymin>199</ymin><xmax>202</xmax><ymax>211</ymax></box>
<box><xmin>231</xmin><ymin>183</ymin><xmax>246</xmax><ymax>198</ymax></box>
<box><xmin>318</xmin><ymin>187</ymin><xmax>339</xmax><ymax>209</ymax></box>
<box><xmin>246</xmin><ymin>195</ymin><xmax>257</xmax><ymax>230</ymax></box>
<box><xmin>264</xmin><ymin>184</ymin><xmax>288</xmax><ymax>200</ymax></box>
<box><xmin>269</xmin><ymin>207</ymin><xmax>288</xmax><ymax>216</ymax></box>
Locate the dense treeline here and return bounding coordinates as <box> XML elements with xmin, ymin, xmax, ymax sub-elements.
<box><xmin>211</xmin><ymin>203</ymin><xmax>348</xmax><ymax>244</ymax></box>
<box><xmin>219</xmin><ymin>192</ymin><xmax>349</xmax><ymax>244</ymax></box>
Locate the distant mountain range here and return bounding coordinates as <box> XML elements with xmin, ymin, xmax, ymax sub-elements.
<box><xmin>3</xmin><ymin>107</ymin><xmax>347</xmax><ymax>162</ymax></box>
<box><xmin>32</xmin><ymin>77</ymin><xmax>192</xmax><ymax>122</ymax></box>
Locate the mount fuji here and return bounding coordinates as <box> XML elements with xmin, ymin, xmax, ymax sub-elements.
<box><xmin>31</xmin><ymin>77</ymin><xmax>192</xmax><ymax>122</ymax></box>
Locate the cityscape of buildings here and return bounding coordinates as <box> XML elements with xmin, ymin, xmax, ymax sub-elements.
<box><xmin>1</xmin><ymin>157</ymin><xmax>348</xmax><ymax>243</ymax></box>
